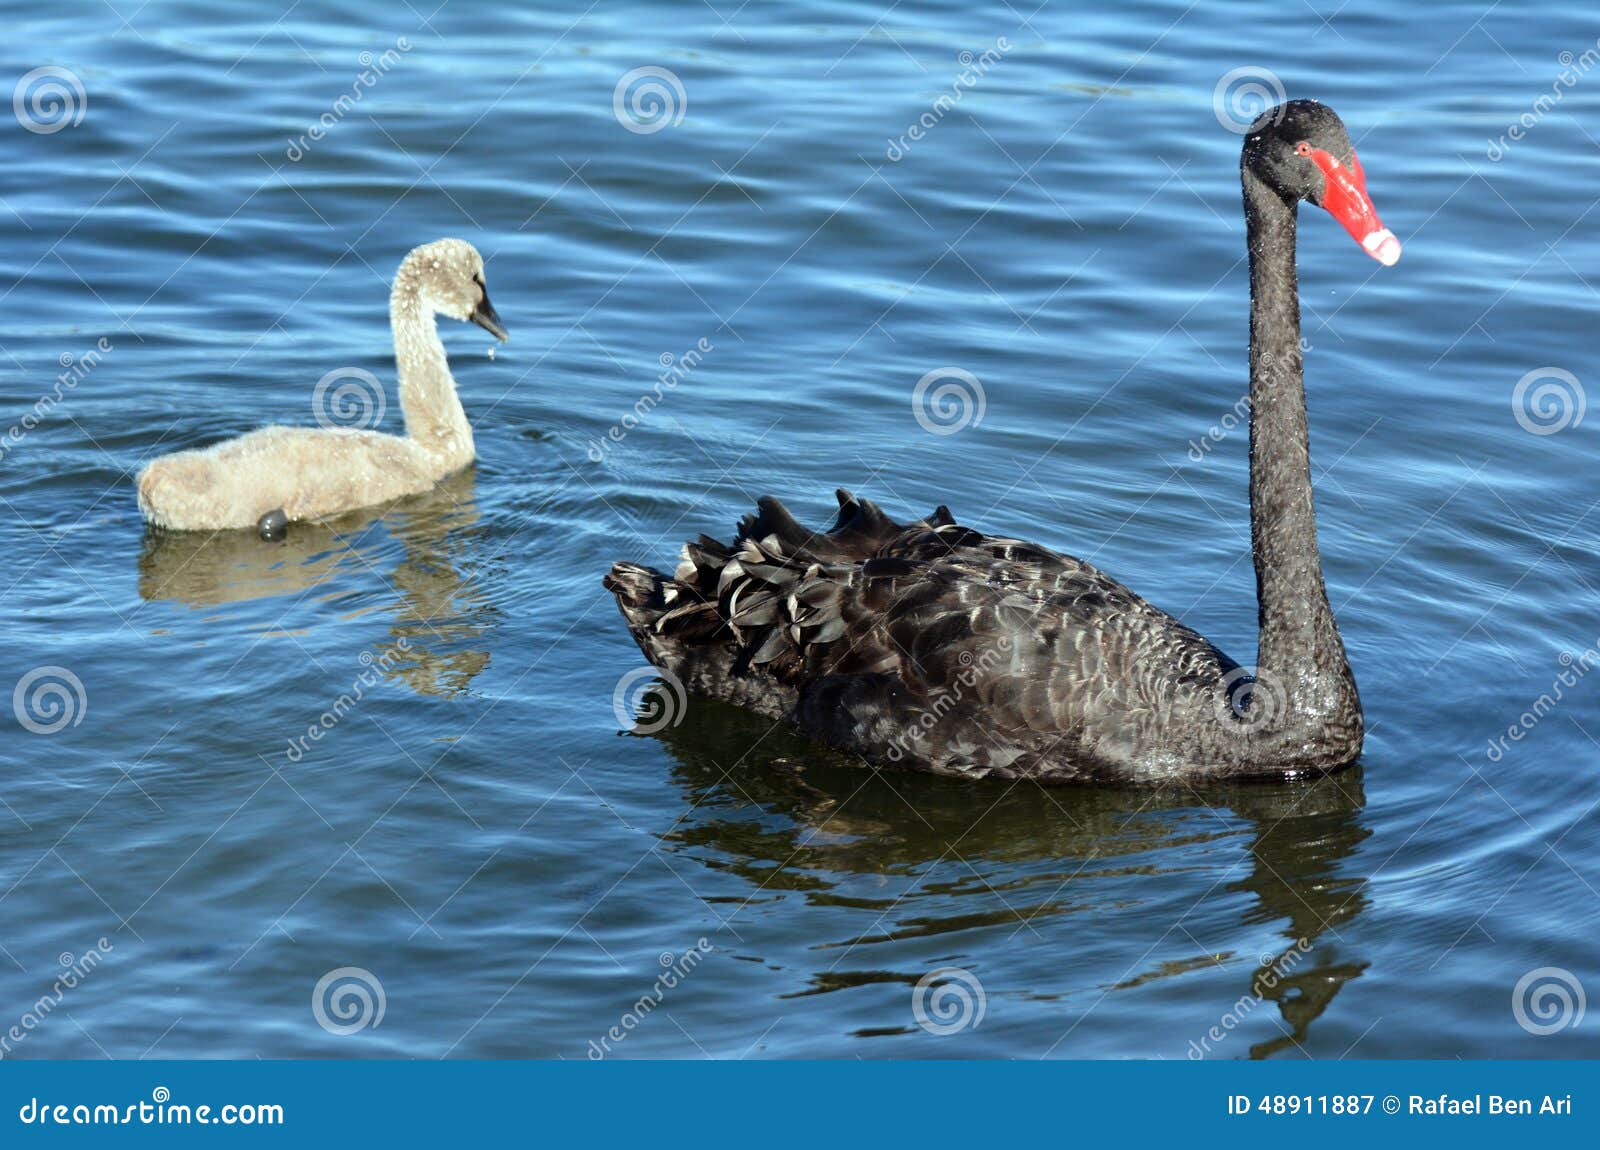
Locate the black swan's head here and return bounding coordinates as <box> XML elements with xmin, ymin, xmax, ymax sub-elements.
<box><xmin>1242</xmin><ymin>99</ymin><xmax>1401</xmax><ymax>266</ymax></box>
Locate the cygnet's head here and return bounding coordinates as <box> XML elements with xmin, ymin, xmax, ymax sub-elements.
<box><xmin>395</xmin><ymin>238</ymin><xmax>508</xmax><ymax>342</ymax></box>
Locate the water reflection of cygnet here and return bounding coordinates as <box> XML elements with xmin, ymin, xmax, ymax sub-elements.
<box><xmin>137</xmin><ymin>470</ymin><xmax>497</xmax><ymax>697</ymax></box>
<box><xmin>647</xmin><ymin>697</ymin><xmax>1371</xmax><ymax>1055</ymax></box>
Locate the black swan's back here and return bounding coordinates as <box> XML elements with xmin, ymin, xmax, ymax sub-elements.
<box><xmin>606</xmin><ymin>490</ymin><xmax>1255</xmax><ymax>784</ymax></box>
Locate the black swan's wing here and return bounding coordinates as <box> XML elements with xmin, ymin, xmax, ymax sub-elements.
<box><xmin>605</xmin><ymin>490</ymin><xmax>1234</xmax><ymax>780</ymax></box>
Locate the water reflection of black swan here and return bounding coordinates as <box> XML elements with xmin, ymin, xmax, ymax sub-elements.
<box><xmin>651</xmin><ymin>707</ymin><xmax>1371</xmax><ymax>1055</ymax></box>
<box><xmin>607</xmin><ymin>101</ymin><xmax>1400</xmax><ymax>784</ymax></box>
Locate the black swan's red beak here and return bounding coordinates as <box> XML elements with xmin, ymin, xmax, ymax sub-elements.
<box><xmin>1303</xmin><ymin>143</ymin><xmax>1401</xmax><ymax>266</ymax></box>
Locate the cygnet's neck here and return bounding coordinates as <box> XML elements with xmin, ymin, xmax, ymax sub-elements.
<box><xmin>390</xmin><ymin>276</ymin><xmax>474</xmax><ymax>474</ymax></box>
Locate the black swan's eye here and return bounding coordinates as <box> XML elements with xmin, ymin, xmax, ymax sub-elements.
<box><xmin>1294</xmin><ymin>140</ymin><xmax>1313</xmax><ymax>157</ymax></box>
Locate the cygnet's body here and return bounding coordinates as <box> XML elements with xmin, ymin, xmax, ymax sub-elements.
<box><xmin>137</xmin><ymin>238</ymin><xmax>507</xmax><ymax>532</ymax></box>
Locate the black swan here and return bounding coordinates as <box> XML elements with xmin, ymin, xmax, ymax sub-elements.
<box><xmin>605</xmin><ymin>100</ymin><xmax>1400</xmax><ymax>784</ymax></box>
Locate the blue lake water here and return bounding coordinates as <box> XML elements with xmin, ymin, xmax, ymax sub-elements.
<box><xmin>1</xmin><ymin>0</ymin><xmax>1597</xmax><ymax>1059</ymax></box>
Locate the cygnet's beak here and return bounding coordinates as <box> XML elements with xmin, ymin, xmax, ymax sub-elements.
<box><xmin>470</xmin><ymin>291</ymin><xmax>509</xmax><ymax>343</ymax></box>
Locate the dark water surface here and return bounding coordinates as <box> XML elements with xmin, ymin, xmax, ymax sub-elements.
<box><xmin>2</xmin><ymin>0</ymin><xmax>1597</xmax><ymax>1058</ymax></box>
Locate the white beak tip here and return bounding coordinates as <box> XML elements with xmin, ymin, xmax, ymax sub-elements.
<box><xmin>1364</xmin><ymin>228</ymin><xmax>1402</xmax><ymax>266</ymax></box>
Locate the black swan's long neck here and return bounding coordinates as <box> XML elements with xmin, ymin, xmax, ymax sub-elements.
<box><xmin>1242</xmin><ymin>167</ymin><xmax>1361</xmax><ymax>751</ymax></box>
